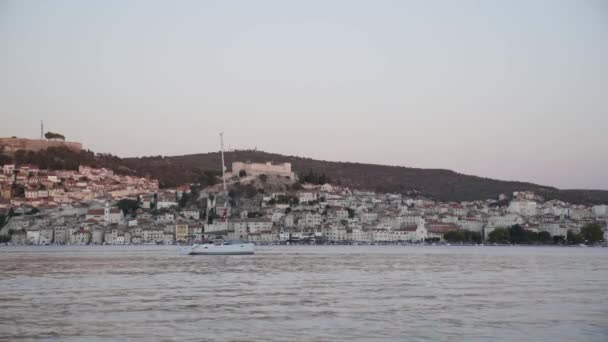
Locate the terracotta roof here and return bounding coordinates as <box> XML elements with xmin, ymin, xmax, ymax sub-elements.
<box><xmin>396</xmin><ymin>225</ymin><xmax>418</xmax><ymax>232</ymax></box>
<box><xmin>87</xmin><ymin>208</ymin><xmax>104</xmax><ymax>215</ymax></box>
<box><xmin>426</xmin><ymin>223</ymin><xmax>459</xmax><ymax>234</ymax></box>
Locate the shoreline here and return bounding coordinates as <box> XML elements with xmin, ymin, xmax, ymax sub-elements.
<box><xmin>1</xmin><ymin>243</ymin><xmax>605</xmax><ymax>248</ymax></box>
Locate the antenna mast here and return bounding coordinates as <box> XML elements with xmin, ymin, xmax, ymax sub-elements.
<box><xmin>220</xmin><ymin>132</ymin><xmax>227</xmax><ymax>194</ymax></box>
<box><xmin>220</xmin><ymin>132</ymin><xmax>229</xmax><ymax>226</ymax></box>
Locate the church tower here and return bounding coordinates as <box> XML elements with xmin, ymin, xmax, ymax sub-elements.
<box><xmin>104</xmin><ymin>202</ymin><xmax>110</xmax><ymax>223</ymax></box>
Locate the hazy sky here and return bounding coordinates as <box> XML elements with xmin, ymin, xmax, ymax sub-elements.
<box><xmin>1</xmin><ymin>0</ymin><xmax>607</xmax><ymax>189</ymax></box>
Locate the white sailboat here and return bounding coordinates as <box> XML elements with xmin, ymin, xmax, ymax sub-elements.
<box><xmin>187</xmin><ymin>240</ymin><xmax>255</xmax><ymax>255</ymax></box>
<box><xmin>186</xmin><ymin>132</ymin><xmax>255</xmax><ymax>255</ymax></box>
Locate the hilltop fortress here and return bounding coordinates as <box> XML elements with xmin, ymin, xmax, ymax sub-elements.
<box><xmin>0</xmin><ymin>137</ymin><xmax>82</xmax><ymax>154</ymax></box>
<box><xmin>230</xmin><ymin>161</ymin><xmax>296</xmax><ymax>180</ymax></box>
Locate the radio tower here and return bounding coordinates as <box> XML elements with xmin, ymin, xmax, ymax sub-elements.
<box><xmin>40</xmin><ymin>120</ymin><xmax>44</xmax><ymax>139</ymax></box>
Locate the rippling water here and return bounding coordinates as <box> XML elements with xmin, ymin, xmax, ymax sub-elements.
<box><xmin>1</xmin><ymin>245</ymin><xmax>607</xmax><ymax>341</ymax></box>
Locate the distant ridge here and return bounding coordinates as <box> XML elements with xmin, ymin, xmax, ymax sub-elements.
<box><xmin>122</xmin><ymin>150</ymin><xmax>608</xmax><ymax>204</ymax></box>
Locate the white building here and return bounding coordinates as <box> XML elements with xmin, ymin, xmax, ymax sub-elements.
<box><xmin>335</xmin><ymin>209</ymin><xmax>349</xmax><ymax>220</ymax></box>
<box><xmin>39</xmin><ymin>228</ymin><xmax>53</xmax><ymax>244</ymax></box>
<box><xmin>283</xmin><ymin>214</ymin><xmax>295</xmax><ymax>227</ymax></box>
<box><xmin>507</xmin><ymin>200</ymin><xmax>538</xmax><ymax>217</ymax></box>
<box><xmin>359</xmin><ymin>212</ymin><xmax>378</xmax><ymax>224</ymax></box>
<box><xmin>486</xmin><ymin>214</ymin><xmax>524</xmax><ymax>229</ymax></box>
<box><xmin>143</xmin><ymin>229</ymin><xmax>164</xmax><ymax>243</ymax></box>
<box><xmin>324</xmin><ymin>226</ymin><xmax>348</xmax><ymax>241</ymax></box>
<box><xmin>181</xmin><ymin>210</ymin><xmax>200</xmax><ymax>220</ymax></box>
<box><xmin>247</xmin><ymin>219</ymin><xmax>273</xmax><ymax>233</ymax></box>
<box><xmin>271</xmin><ymin>211</ymin><xmax>285</xmax><ymax>223</ymax></box>
<box><xmin>298</xmin><ymin>191</ymin><xmax>318</xmax><ymax>204</ymax></box>
<box><xmin>298</xmin><ymin>213</ymin><xmax>323</xmax><ymax>227</ymax></box>
<box><xmin>26</xmin><ymin>229</ymin><xmax>40</xmax><ymax>244</ymax></box>
<box><xmin>163</xmin><ymin>233</ymin><xmax>174</xmax><ymax>244</ymax></box>
<box><xmin>157</xmin><ymin>199</ymin><xmax>178</xmax><ymax>209</ymax></box>
<box><xmin>247</xmin><ymin>232</ymin><xmax>276</xmax><ymax>243</ymax></box>
<box><xmin>320</xmin><ymin>183</ymin><xmax>334</xmax><ymax>192</ymax></box>
<box><xmin>53</xmin><ymin>226</ymin><xmax>67</xmax><ymax>244</ymax></box>
<box><xmin>539</xmin><ymin>222</ymin><xmax>568</xmax><ymax>237</ymax></box>
<box><xmin>352</xmin><ymin>229</ymin><xmax>371</xmax><ymax>242</ymax></box>
<box><xmin>25</xmin><ymin>189</ymin><xmax>39</xmax><ymax>199</ymax></box>
<box><xmin>371</xmin><ymin>229</ymin><xmax>390</xmax><ymax>242</ymax></box>
<box><xmin>457</xmin><ymin>219</ymin><xmax>483</xmax><ymax>233</ymax></box>
<box><xmin>592</xmin><ymin>205</ymin><xmax>608</xmax><ymax>218</ymax></box>
<box><xmin>484</xmin><ymin>214</ymin><xmax>525</xmax><ymax>239</ymax></box>
<box><xmin>91</xmin><ymin>229</ymin><xmax>105</xmax><ymax>244</ymax></box>
<box><xmin>2</xmin><ymin>164</ymin><xmax>15</xmax><ymax>174</ymax></box>
<box><xmin>205</xmin><ymin>222</ymin><xmax>228</xmax><ymax>234</ymax></box>
<box><xmin>104</xmin><ymin>203</ymin><xmax>123</xmax><ymax>224</ymax></box>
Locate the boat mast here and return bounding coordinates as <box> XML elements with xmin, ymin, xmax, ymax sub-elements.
<box><xmin>220</xmin><ymin>132</ymin><xmax>228</xmax><ymax>226</ymax></box>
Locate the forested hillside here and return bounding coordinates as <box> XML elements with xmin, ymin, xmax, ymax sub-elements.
<box><xmin>2</xmin><ymin>146</ymin><xmax>607</xmax><ymax>204</ymax></box>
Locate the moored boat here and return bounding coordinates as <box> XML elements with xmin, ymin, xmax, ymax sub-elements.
<box><xmin>183</xmin><ymin>132</ymin><xmax>255</xmax><ymax>256</ymax></box>
<box><xmin>187</xmin><ymin>239</ymin><xmax>255</xmax><ymax>255</ymax></box>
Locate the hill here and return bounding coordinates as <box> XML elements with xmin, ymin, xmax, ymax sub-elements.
<box><xmin>123</xmin><ymin>150</ymin><xmax>608</xmax><ymax>204</ymax></box>
<box><xmin>2</xmin><ymin>146</ymin><xmax>607</xmax><ymax>204</ymax></box>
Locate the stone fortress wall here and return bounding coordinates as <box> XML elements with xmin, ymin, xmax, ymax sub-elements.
<box><xmin>231</xmin><ymin>161</ymin><xmax>296</xmax><ymax>180</ymax></box>
<box><xmin>0</xmin><ymin>137</ymin><xmax>83</xmax><ymax>154</ymax></box>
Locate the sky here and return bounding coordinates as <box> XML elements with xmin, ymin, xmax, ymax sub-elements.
<box><xmin>1</xmin><ymin>0</ymin><xmax>607</xmax><ymax>189</ymax></box>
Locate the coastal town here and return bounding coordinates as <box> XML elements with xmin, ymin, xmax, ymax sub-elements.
<box><xmin>1</xmin><ymin>158</ymin><xmax>607</xmax><ymax>246</ymax></box>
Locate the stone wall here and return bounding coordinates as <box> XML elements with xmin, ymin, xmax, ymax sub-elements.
<box><xmin>232</xmin><ymin>161</ymin><xmax>295</xmax><ymax>179</ymax></box>
<box><xmin>0</xmin><ymin>138</ymin><xmax>83</xmax><ymax>154</ymax></box>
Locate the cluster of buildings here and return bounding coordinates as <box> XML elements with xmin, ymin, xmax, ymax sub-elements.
<box><xmin>0</xmin><ymin>164</ymin><xmax>159</xmax><ymax>210</ymax></box>
<box><xmin>1</xmin><ymin>162</ymin><xmax>608</xmax><ymax>246</ymax></box>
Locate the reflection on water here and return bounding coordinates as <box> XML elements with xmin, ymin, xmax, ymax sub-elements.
<box><xmin>1</xmin><ymin>245</ymin><xmax>607</xmax><ymax>341</ymax></box>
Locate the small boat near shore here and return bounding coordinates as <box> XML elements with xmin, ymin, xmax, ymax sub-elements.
<box><xmin>186</xmin><ymin>239</ymin><xmax>255</xmax><ymax>255</ymax></box>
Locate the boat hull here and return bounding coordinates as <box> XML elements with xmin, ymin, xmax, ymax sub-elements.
<box><xmin>187</xmin><ymin>243</ymin><xmax>255</xmax><ymax>255</ymax></box>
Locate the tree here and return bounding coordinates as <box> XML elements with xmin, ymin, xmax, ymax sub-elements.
<box><xmin>26</xmin><ymin>207</ymin><xmax>39</xmax><ymax>215</ymax></box>
<box><xmin>238</xmin><ymin>170</ymin><xmax>247</xmax><ymax>177</ymax></box>
<box><xmin>11</xmin><ymin>183</ymin><xmax>25</xmax><ymax>197</ymax></box>
<box><xmin>178</xmin><ymin>193</ymin><xmax>190</xmax><ymax>208</ymax></box>
<box><xmin>0</xmin><ymin>151</ymin><xmax>12</xmax><ymax>166</ymax></box>
<box><xmin>198</xmin><ymin>170</ymin><xmax>219</xmax><ymax>188</ymax></box>
<box><xmin>44</xmin><ymin>131</ymin><xmax>66</xmax><ymax>141</ymax></box>
<box><xmin>488</xmin><ymin>228</ymin><xmax>510</xmax><ymax>243</ymax></box>
<box><xmin>117</xmin><ymin>199</ymin><xmax>140</xmax><ymax>215</ymax></box>
<box><xmin>444</xmin><ymin>231</ymin><xmax>465</xmax><ymax>243</ymax></box>
<box><xmin>0</xmin><ymin>232</ymin><xmax>12</xmax><ymax>243</ymax></box>
<box><xmin>470</xmin><ymin>231</ymin><xmax>482</xmax><ymax>244</ymax></box>
<box><xmin>275</xmin><ymin>194</ymin><xmax>298</xmax><ymax>205</ymax></box>
<box><xmin>445</xmin><ymin>230</ymin><xmax>481</xmax><ymax>243</ymax></box>
<box><xmin>299</xmin><ymin>169</ymin><xmax>331</xmax><ymax>185</ymax></box>
<box><xmin>581</xmin><ymin>223</ymin><xmax>604</xmax><ymax>244</ymax></box>
<box><xmin>509</xmin><ymin>224</ymin><xmax>530</xmax><ymax>244</ymax></box>
<box><xmin>567</xmin><ymin>230</ymin><xmax>584</xmax><ymax>244</ymax></box>
<box><xmin>243</xmin><ymin>184</ymin><xmax>258</xmax><ymax>199</ymax></box>
<box><xmin>537</xmin><ymin>231</ymin><xmax>552</xmax><ymax>244</ymax></box>
<box><xmin>259</xmin><ymin>174</ymin><xmax>268</xmax><ymax>183</ymax></box>
<box><xmin>347</xmin><ymin>208</ymin><xmax>355</xmax><ymax>219</ymax></box>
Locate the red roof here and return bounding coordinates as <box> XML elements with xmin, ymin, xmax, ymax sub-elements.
<box><xmin>87</xmin><ymin>208</ymin><xmax>104</xmax><ymax>215</ymax></box>
<box><xmin>426</xmin><ymin>223</ymin><xmax>459</xmax><ymax>234</ymax></box>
